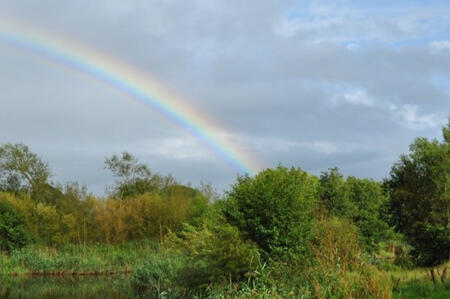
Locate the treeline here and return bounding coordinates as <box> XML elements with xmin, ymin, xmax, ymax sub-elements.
<box><xmin>0</xmin><ymin>149</ymin><xmax>210</xmax><ymax>247</ymax></box>
<box><xmin>0</xmin><ymin>122</ymin><xmax>449</xmax><ymax>297</ymax></box>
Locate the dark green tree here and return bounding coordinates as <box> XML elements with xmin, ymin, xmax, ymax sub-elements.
<box><xmin>387</xmin><ymin>121</ymin><xmax>450</xmax><ymax>266</ymax></box>
<box><xmin>223</xmin><ymin>165</ymin><xmax>319</xmax><ymax>259</ymax></box>
<box><xmin>0</xmin><ymin>196</ymin><xmax>29</xmax><ymax>252</ymax></box>
<box><xmin>319</xmin><ymin>167</ymin><xmax>356</xmax><ymax>217</ymax></box>
<box><xmin>319</xmin><ymin>168</ymin><xmax>390</xmax><ymax>249</ymax></box>
<box><xmin>345</xmin><ymin>177</ymin><xmax>390</xmax><ymax>249</ymax></box>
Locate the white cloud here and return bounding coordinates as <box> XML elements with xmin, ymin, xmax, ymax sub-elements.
<box><xmin>331</xmin><ymin>90</ymin><xmax>375</xmax><ymax>107</ymax></box>
<box><xmin>429</xmin><ymin>40</ymin><xmax>450</xmax><ymax>53</ymax></box>
<box><xmin>305</xmin><ymin>141</ymin><xmax>339</xmax><ymax>154</ymax></box>
<box><xmin>240</xmin><ymin>135</ymin><xmax>364</xmax><ymax>156</ymax></box>
<box><xmin>144</xmin><ymin>137</ymin><xmax>210</xmax><ymax>160</ymax></box>
<box><xmin>391</xmin><ymin>104</ymin><xmax>445</xmax><ymax>130</ymax></box>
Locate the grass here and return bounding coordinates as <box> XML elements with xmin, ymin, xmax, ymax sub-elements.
<box><xmin>1</xmin><ymin>241</ymin><xmax>449</xmax><ymax>299</ymax></box>
<box><xmin>394</xmin><ymin>280</ymin><xmax>450</xmax><ymax>299</ymax></box>
<box><xmin>0</xmin><ymin>241</ymin><xmax>159</xmax><ymax>276</ymax></box>
<box><xmin>389</xmin><ymin>262</ymin><xmax>450</xmax><ymax>299</ymax></box>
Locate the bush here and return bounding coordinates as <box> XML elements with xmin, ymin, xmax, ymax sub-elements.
<box><xmin>0</xmin><ymin>193</ymin><xmax>29</xmax><ymax>252</ymax></box>
<box><xmin>223</xmin><ymin>165</ymin><xmax>319</xmax><ymax>259</ymax></box>
<box><xmin>311</xmin><ymin>218</ymin><xmax>361</xmax><ymax>272</ymax></box>
<box><xmin>167</xmin><ymin>221</ymin><xmax>260</xmax><ymax>289</ymax></box>
<box><xmin>131</xmin><ymin>253</ymin><xmax>183</xmax><ymax>296</ymax></box>
<box><xmin>131</xmin><ymin>218</ymin><xmax>259</xmax><ymax>296</ymax></box>
<box><xmin>308</xmin><ymin>218</ymin><xmax>393</xmax><ymax>298</ymax></box>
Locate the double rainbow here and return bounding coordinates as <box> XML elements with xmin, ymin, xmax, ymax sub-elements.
<box><xmin>0</xmin><ymin>18</ymin><xmax>263</xmax><ymax>175</ymax></box>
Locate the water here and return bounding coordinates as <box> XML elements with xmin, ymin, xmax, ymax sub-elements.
<box><xmin>0</xmin><ymin>275</ymin><xmax>145</xmax><ymax>299</ymax></box>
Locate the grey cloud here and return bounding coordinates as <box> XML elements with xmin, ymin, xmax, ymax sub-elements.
<box><xmin>1</xmin><ymin>0</ymin><xmax>448</xmax><ymax>194</ymax></box>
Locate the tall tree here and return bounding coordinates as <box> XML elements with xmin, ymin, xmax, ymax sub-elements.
<box><xmin>105</xmin><ymin>152</ymin><xmax>174</xmax><ymax>198</ymax></box>
<box><xmin>345</xmin><ymin>176</ymin><xmax>390</xmax><ymax>249</ymax></box>
<box><xmin>319</xmin><ymin>167</ymin><xmax>355</xmax><ymax>218</ymax></box>
<box><xmin>0</xmin><ymin>143</ymin><xmax>51</xmax><ymax>199</ymax></box>
<box><xmin>387</xmin><ymin>121</ymin><xmax>450</xmax><ymax>266</ymax></box>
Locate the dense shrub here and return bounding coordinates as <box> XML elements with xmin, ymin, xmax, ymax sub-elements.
<box><xmin>93</xmin><ymin>191</ymin><xmax>206</xmax><ymax>244</ymax></box>
<box><xmin>0</xmin><ymin>193</ymin><xmax>29</xmax><ymax>252</ymax></box>
<box><xmin>308</xmin><ymin>218</ymin><xmax>393</xmax><ymax>298</ymax></box>
<box><xmin>131</xmin><ymin>218</ymin><xmax>259</xmax><ymax>296</ymax></box>
<box><xmin>204</xmin><ymin>219</ymin><xmax>393</xmax><ymax>299</ymax></box>
<box><xmin>223</xmin><ymin>165</ymin><xmax>319</xmax><ymax>259</ymax></box>
<box><xmin>131</xmin><ymin>253</ymin><xmax>183</xmax><ymax>296</ymax></box>
<box><xmin>311</xmin><ymin>218</ymin><xmax>361</xmax><ymax>272</ymax></box>
<box><xmin>167</xmin><ymin>221</ymin><xmax>259</xmax><ymax>289</ymax></box>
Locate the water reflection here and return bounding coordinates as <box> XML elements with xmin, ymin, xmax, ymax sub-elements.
<box><xmin>0</xmin><ymin>275</ymin><xmax>144</xmax><ymax>298</ymax></box>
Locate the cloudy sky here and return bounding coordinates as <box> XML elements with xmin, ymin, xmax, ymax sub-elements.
<box><xmin>0</xmin><ymin>0</ymin><xmax>449</xmax><ymax>194</ymax></box>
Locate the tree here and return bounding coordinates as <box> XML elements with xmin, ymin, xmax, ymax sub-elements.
<box><xmin>223</xmin><ymin>165</ymin><xmax>319</xmax><ymax>259</ymax></box>
<box><xmin>387</xmin><ymin>121</ymin><xmax>450</xmax><ymax>266</ymax></box>
<box><xmin>345</xmin><ymin>177</ymin><xmax>390</xmax><ymax>249</ymax></box>
<box><xmin>319</xmin><ymin>168</ymin><xmax>390</xmax><ymax>249</ymax></box>
<box><xmin>0</xmin><ymin>143</ymin><xmax>51</xmax><ymax>200</ymax></box>
<box><xmin>319</xmin><ymin>167</ymin><xmax>356</xmax><ymax>218</ymax></box>
<box><xmin>104</xmin><ymin>152</ymin><xmax>169</xmax><ymax>198</ymax></box>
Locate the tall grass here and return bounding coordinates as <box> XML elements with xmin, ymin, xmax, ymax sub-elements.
<box><xmin>0</xmin><ymin>240</ymin><xmax>158</xmax><ymax>275</ymax></box>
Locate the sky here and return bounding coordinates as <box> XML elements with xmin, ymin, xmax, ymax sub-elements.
<box><xmin>0</xmin><ymin>0</ymin><xmax>449</xmax><ymax>195</ymax></box>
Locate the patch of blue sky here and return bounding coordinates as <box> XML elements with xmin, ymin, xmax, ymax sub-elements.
<box><xmin>283</xmin><ymin>1</ymin><xmax>450</xmax><ymax>51</ymax></box>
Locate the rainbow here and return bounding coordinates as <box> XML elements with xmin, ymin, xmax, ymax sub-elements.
<box><xmin>0</xmin><ymin>17</ymin><xmax>263</xmax><ymax>175</ymax></box>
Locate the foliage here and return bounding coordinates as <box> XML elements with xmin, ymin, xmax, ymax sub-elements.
<box><xmin>319</xmin><ymin>167</ymin><xmax>356</xmax><ymax>218</ymax></box>
<box><xmin>0</xmin><ymin>241</ymin><xmax>158</xmax><ymax>275</ymax></box>
<box><xmin>311</xmin><ymin>218</ymin><xmax>362</xmax><ymax>272</ymax></box>
<box><xmin>0</xmin><ymin>143</ymin><xmax>51</xmax><ymax>201</ymax></box>
<box><xmin>93</xmin><ymin>191</ymin><xmax>205</xmax><ymax>244</ymax></box>
<box><xmin>387</xmin><ymin>121</ymin><xmax>450</xmax><ymax>266</ymax></box>
<box><xmin>0</xmin><ymin>183</ymin><xmax>207</xmax><ymax>246</ymax></box>
<box><xmin>205</xmin><ymin>218</ymin><xmax>393</xmax><ymax>299</ymax></box>
<box><xmin>319</xmin><ymin>167</ymin><xmax>392</xmax><ymax>250</ymax></box>
<box><xmin>0</xmin><ymin>193</ymin><xmax>29</xmax><ymax>252</ymax></box>
<box><xmin>223</xmin><ymin>165</ymin><xmax>319</xmax><ymax>259</ymax></box>
<box><xmin>308</xmin><ymin>218</ymin><xmax>393</xmax><ymax>298</ymax></box>
<box><xmin>167</xmin><ymin>221</ymin><xmax>259</xmax><ymax>288</ymax></box>
<box><xmin>0</xmin><ymin>135</ymin><xmax>447</xmax><ymax>298</ymax></box>
<box><xmin>104</xmin><ymin>152</ymin><xmax>175</xmax><ymax>198</ymax></box>
<box><xmin>131</xmin><ymin>253</ymin><xmax>184</xmax><ymax>297</ymax></box>
<box><xmin>345</xmin><ymin>176</ymin><xmax>391</xmax><ymax>249</ymax></box>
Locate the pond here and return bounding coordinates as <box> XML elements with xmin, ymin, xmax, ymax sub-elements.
<box><xmin>0</xmin><ymin>275</ymin><xmax>147</xmax><ymax>299</ymax></box>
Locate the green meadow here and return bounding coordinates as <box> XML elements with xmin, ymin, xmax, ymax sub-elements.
<box><xmin>0</xmin><ymin>122</ymin><xmax>449</xmax><ymax>298</ymax></box>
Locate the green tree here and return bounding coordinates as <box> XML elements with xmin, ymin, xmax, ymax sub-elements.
<box><xmin>0</xmin><ymin>193</ymin><xmax>29</xmax><ymax>252</ymax></box>
<box><xmin>319</xmin><ymin>167</ymin><xmax>356</xmax><ymax>217</ymax></box>
<box><xmin>223</xmin><ymin>165</ymin><xmax>319</xmax><ymax>259</ymax></box>
<box><xmin>345</xmin><ymin>177</ymin><xmax>390</xmax><ymax>249</ymax></box>
<box><xmin>319</xmin><ymin>168</ymin><xmax>390</xmax><ymax>249</ymax></box>
<box><xmin>387</xmin><ymin>121</ymin><xmax>450</xmax><ymax>266</ymax></box>
<box><xmin>0</xmin><ymin>143</ymin><xmax>52</xmax><ymax>201</ymax></box>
